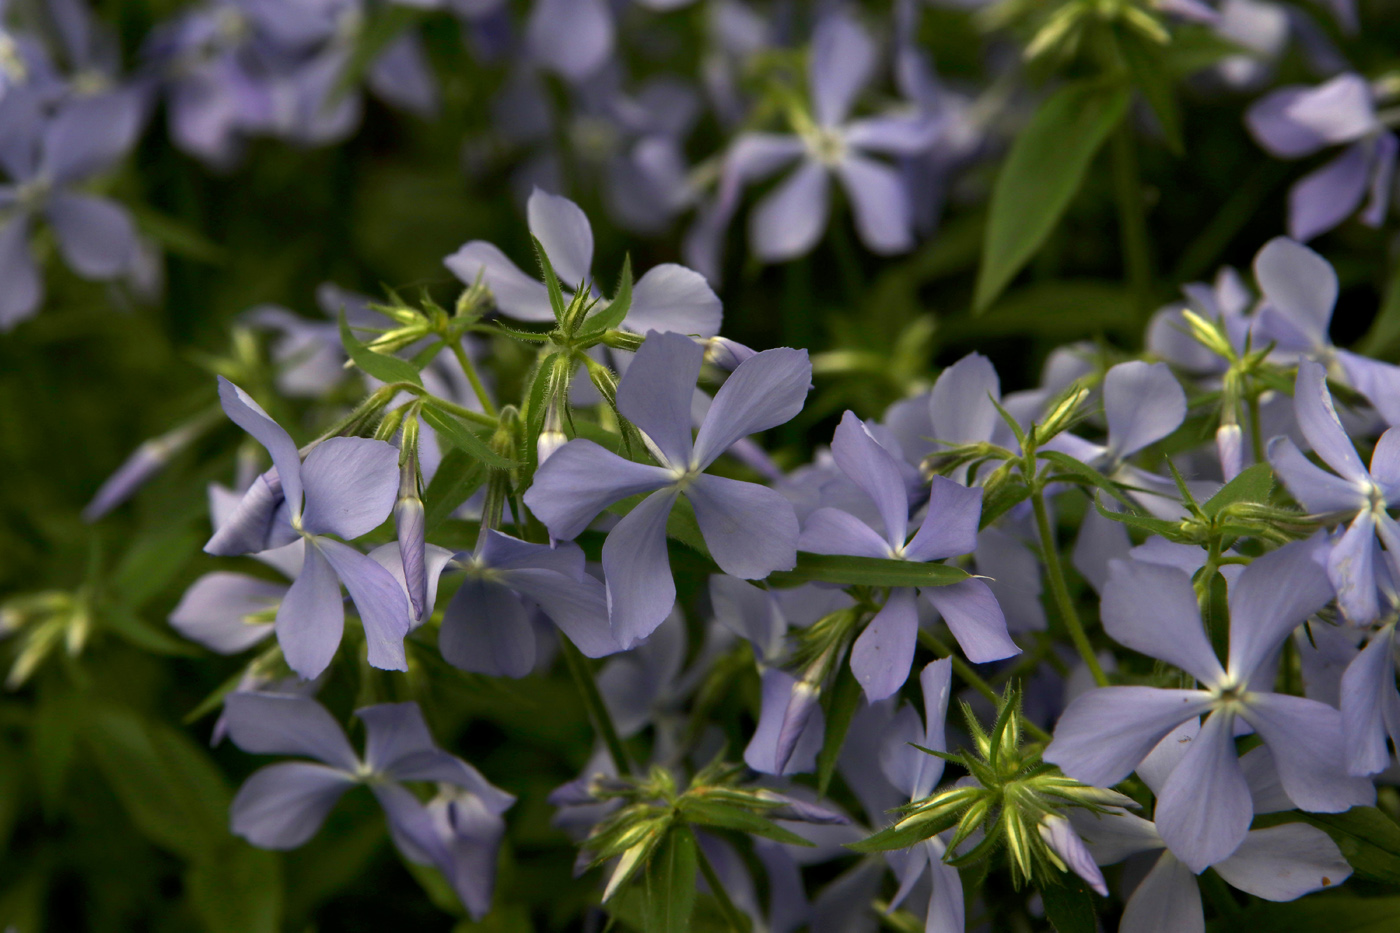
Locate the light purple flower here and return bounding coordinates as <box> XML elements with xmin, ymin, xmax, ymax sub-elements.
<box><xmin>525</xmin><ymin>330</ymin><xmax>808</xmax><ymax>647</ymax></box>
<box><xmin>224</xmin><ymin>693</ymin><xmax>513</xmax><ymax>920</ymax></box>
<box><xmin>799</xmin><ymin>410</ymin><xmax>1017</xmax><ymax>702</ymax></box>
<box><xmin>204</xmin><ymin>377</ymin><xmax>412</xmax><ymax>678</ymax></box>
<box><xmin>1246</xmin><ymin>73</ymin><xmax>1397</xmax><ymax>242</ymax></box>
<box><xmin>1046</xmin><ymin>539</ymin><xmax>1374</xmax><ymax>871</ymax></box>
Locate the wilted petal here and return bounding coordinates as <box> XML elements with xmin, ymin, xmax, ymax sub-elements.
<box><xmin>1267</xmin><ymin>436</ymin><xmax>1367</xmax><ymax>514</ymax></box>
<box><xmin>1104</xmin><ymin>361</ymin><xmax>1187</xmax><ymax>459</ymax></box>
<box><xmin>835</xmin><ymin>154</ymin><xmax>912</xmax><ymax>255</ymax></box>
<box><xmin>299</xmin><ymin>437</ymin><xmax>399</xmax><ymax>539</ymax></box>
<box><xmin>1119</xmin><ymin>852</ymin><xmax>1204</xmax><ymax>933</ymax></box>
<box><xmin>440</xmin><ymin>578</ymin><xmax>536</xmax><ymax>678</ymax></box>
<box><xmin>604</xmin><ymin>488</ymin><xmax>679</xmax><ymax>649</ymax></box>
<box><xmin>318</xmin><ymin>539</ymin><xmax>412</xmax><ymax>672</ymax></box>
<box><xmin>1214</xmin><ymin>823</ymin><xmax>1351</xmax><ymax>900</ymax></box>
<box><xmin>798</xmin><ymin>507</ymin><xmax>892</xmax><ymax>558</ymax></box>
<box><xmin>1288</xmin><ymin>143</ymin><xmax>1370</xmax><ymax>242</ymax></box>
<box><xmin>686</xmin><ymin>473</ymin><xmax>798</xmax><ymax>578</ymax></box>
<box><xmin>1242</xmin><ymin>691</ymin><xmax>1376</xmax><ymax>812</ymax></box>
<box><xmin>1254</xmin><ymin>242</ymin><xmax>1337</xmax><ymax>352</ymax></box>
<box><xmin>625</xmin><ymin>263</ymin><xmax>722</xmax><ymax>337</ymax></box>
<box><xmin>231</xmin><ymin>762</ymin><xmax>355</xmax><ymax>849</ymax></box>
<box><xmin>46</xmin><ymin>192</ymin><xmax>135</xmax><ymax>279</ymax></box>
<box><xmin>1045</xmin><ymin>687</ymin><xmax>1214</xmax><ymax>787</ymax></box>
<box><xmin>809</xmin><ymin>11</ymin><xmax>874</xmax><ymax>127</ymax></box>
<box><xmin>850</xmin><ymin>587</ymin><xmax>919</xmax><ymax>701</ymax></box>
<box><xmin>170</xmin><ymin>572</ymin><xmax>281</xmax><ymax>654</ymax></box>
<box><xmin>616</xmin><ymin>330</ymin><xmax>702</xmax><ymax>468</ymax></box>
<box><xmin>692</xmin><ymin>347</ymin><xmax>811</xmax><ymax>467</ymax></box>
<box><xmin>750</xmin><ymin>159</ymin><xmax>830</xmax><ymax>262</ymax></box>
<box><xmin>527</xmin><ymin>188</ymin><xmax>593</xmax><ymax>286</ymax></box>
<box><xmin>1226</xmin><ymin>534</ymin><xmax>1333</xmax><ymax>683</ymax></box>
<box><xmin>924</xmin><ymin>578</ymin><xmax>1019</xmax><ymax>664</ymax></box>
<box><xmin>1154</xmin><ymin>709</ymin><xmax>1251</xmax><ymax>872</ymax></box>
<box><xmin>276</xmin><ymin>542</ymin><xmax>344</xmax><ymax>680</ymax></box>
<box><xmin>523</xmin><ymin>439</ymin><xmax>673</xmax><ymax>539</ymax></box>
<box><xmin>217</xmin><ymin>377</ymin><xmax>304</xmax><ymax>521</ymax></box>
<box><xmin>444</xmin><ymin>241</ymin><xmax>553</xmax><ymax>321</ymax></box>
<box><xmin>903</xmin><ymin>477</ymin><xmax>982</xmax><ymax>562</ymax></box>
<box><xmin>1101</xmin><ymin>560</ymin><xmax>1227</xmax><ymax>686</ymax></box>
<box><xmin>930</xmin><ymin>352</ymin><xmax>1000</xmax><ymax>445</ymax></box>
<box><xmin>222</xmin><ymin>693</ymin><xmax>359</xmax><ymax>770</ymax></box>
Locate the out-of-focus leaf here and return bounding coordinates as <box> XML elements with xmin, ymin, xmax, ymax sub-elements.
<box><xmin>103</xmin><ymin>603</ymin><xmax>202</xmax><ymax>656</ymax></box>
<box><xmin>34</xmin><ymin>684</ymin><xmax>80</xmax><ymax>818</ymax></box>
<box><xmin>1358</xmin><ymin>264</ymin><xmax>1400</xmax><ymax>358</ymax></box>
<box><xmin>111</xmin><ymin>527</ymin><xmax>202</xmax><ymax>609</ymax></box>
<box><xmin>339</xmin><ymin>313</ymin><xmax>423</xmax><ymax>386</ymax></box>
<box><xmin>816</xmin><ymin>663</ymin><xmax>861</xmax><ymax>797</ymax></box>
<box><xmin>768</xmin><ymin>554</ymin><xmax>969</xmax><ymax>589</ymax></box>
<box><xmin>1040</xmin><ymin>877</ymin><xmax>1097</xmax><ymax>933</ymax></box>
<box><xmin>946</xmin><ymin>281</ymin><xmax>1139</xmax><ymax>342</ymax></box>
<box><xmin>423</xmin><ymin>447</ymin><xmax>487</xmax><ymax>533</ymax></box>
<box><xmin>975</xmin><ymin>82</ymin><xmax>1130</xmax><ymax>310</ymax></box>
<box><xmin>1119</xmin><ymin>28</ymin><xmax>1183</xmax><ymax>156</ymax></box>
<box><xmin>421</xmin><ymin>403</ymin><xmax>515</xmax><ymax>469</ymax></box>
<box><xmin>129</xmin><ymin>205</ymin><xmax>227</xmax><ymax>264</ymax></box>
<box><xmin>639</xmin><ymin>826</ymin><xmax>698</xmax><ymax>933</ymax></box>
<box><xmin>186</xmin><ymin>844</ymin><xmax>284</xmax><ymax>933</ymax></box>
<box><xmin>1208</xmin><ymin>896</ymin><xmax>1400</xmax><ymax>933</ymax></box>
<box><xmin>1294</xmin><ymin>807</ymin><xmax>1400</xmax><ymax>884</ymax></box>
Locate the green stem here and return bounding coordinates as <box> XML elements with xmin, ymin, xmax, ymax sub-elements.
<box><xmin>917</xmin><ymin>630</ymin><xmax>1052</xmax><ymax>742</ymax></box>
<box><xmin>419</xmin><ymin>392</ymin><xmax>498</xmax><ymax>428</ymax></box>
<box><xmin>559</xmin><ymin>637</ymin><xmax>633</xmax><ymax>777</ymax></box>
<box><xmin>447</xmin><ymin>338</ymin><xmax>498</xmax><ymax>417</ymax></box>
<box><xmin>1247</xmin><ymin>391</ymin><xmax>1265</xmax><ymax>465</ymax></box>
<box><xmin>692</xmin><ymin>830</ymin><xmax>750</xmax><ymax>932</ymax></box>
<box><xmin>1110</xmin><ymin>123</ymin><xmax>1153</xmax><ymax>319</ymax></box>
<box><xmin>1031</xmin><ymin>490</ymin><xmax>1109</xmax><ymax>687</ymax></box>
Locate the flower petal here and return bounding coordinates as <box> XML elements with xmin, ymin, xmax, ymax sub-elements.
<box><xmin>318</xmin><ymin>538</ymin><xmax>412</xmax><ymax>672</ymax></box>
<box><xmin>797</xmin><ymin>507</ymin><xmax>892</xmax><ymax>559</ymax></box>
<box><xmin>1288</xmin><ymin>143</ymin><xmax>1370</xmax><ymax>242</ymax></box>
<box><xmin>850</xmin><ymin>587</ymin><xmax>919</xmax><ymax>701</ymax></box>
<box><xmin>625</xmin><ymin>263</ymin><xmax>722</xmax><ymax>338</ymax></box>
<box><xmin>1104</xmin><ymin>361</ymin><xmax>1187</xmax><ymax>459</ymax></box>
<box><xmin>749</xmin><ymin>159</ymin><xmax>830</xmax><ymax>262</ymax></box>
<box><xmin>1101</xmin><ymin>559</ymin><xmax>1227</xmax><ymax>686</ymax></box>
<box><xmin>745</xmin><ymin>667</ymin><xmax>824</xmax><ymax>775</ymax></box>
<box><xmin>1341</xmin><ymin>626</ymin><xmax>1398</xmax><ymax>776</ymax></box>
<box><xmin>830</xmin><ymin>410</ymin><xmax>910</xmax><ymax>546</ymax></box>
<box><xmin>1267</xmin><ymin>436</ymin><xmax>1367</xmax><ymax>514</ymax></box>
<box><xmin>526</xmin><ymin>0</ymin><xmax>612</xmax><ymax>81</ymax></box>
<box><xmin>444</xmin><ymin>240</ymin><xmax>553</xmax><ymax>322</ymax></box>
<box><xmin>1119</xmin><ymin>852</ymin><xmax>1204</xmax><ymax>933</ymax></box>
<box><xmin>834</xmin><ymin>154</ymin><xmax>912</xmax><ymax>255</ymax></box>
<box><xmin>231</xmin><ymin>762</ymin><xmax>355</xmax><ymax>849</ymax></box>
<box><xmin>1045</xmin><ymin>687</ymin><xmax>1214</xmax><ymax>788</ymax></box>
<box><xmin>526</xmin><ymin>187</ymin><xmax>593</xmax><ymax>286</ymax></box>
<box><xmin>930</xmin><ymin>352</ymin><xmax>1001</xmax><ymax>445</ymax></box>
<box><xmin>299</xmin><ymin>437</ymin><xmax>399</xmax><ymax>539</ymax></box>
<box><xmin>46</xmin><ymin>191</ymin><xmax>135</xmax><ymax>279</ymax></box>
<box><xmin>1241</xmin><ymin>691</ymin><xmax>1376</xmax><ymax>812</ymax></box>
<box><xmin>1328</xmin><ymin>511</ymin><xmax>1379</xmax><ymax>623</ymax></box>
<box><xmin>1214</xmin><ymin>823</ymin><xmax>1352</xmax><ymax>900</ymax></box>
<box><xmin>1226</xmin><ymin>534</ymin><xmax>1333</xmax><ymax>683</ymax></box>
<box><xmin>276</xmin><ymin>541</ymin><xmax>344</xmax><ymax>680</ymax></box>
<box><xmin>218</xmin><ymin>377</ymin><xmax>304</xmax><ymax>521</ymax></box>
<box><xmin>686</xmin><ymin>473</ymin><xmax>798</xmax><ymax>578</ymax></box>
<box><xmin>903</xmin><ymin>476</ymin><xmax>982</xmax><ymax>562</ymax></box>
<box><xmin>499</xmin><ymin>567</ymin><xmax>619</xmax><ymax>658</ymax></box>
<box><xmin>604</xmin><ymin>488</ymin><xmax>679</xmax><ymax>649</ymax></box>
<box><xmin>692</xmin><ymin>347</ymin><xmax>811</xmax><ymax>468</ymax></box>
<box><xmin>170</xmin><ymin>572</ymin><xmax>281</xmax><ymax>654</ymax></box>
<box><xmin>924</xmin><ymin>578</ymin><xmax>1019</xmax><ymax>664</ymax></box>
<box><xmin>0</xmin><ymin>212</ymin><xmax>40</xmax><ymax>331</ymax></box>
<box><xmin>440</xmin><ymin>578</ymin><xmax>535</xmax><ymax>678</ymax></box>
<box><xmin>1254</xmin><ymin>242</ymin><xmax>1337</xmax><ymax>353</ymax></box>
<box><xmin>809</xmin><ymin>11</ymin><xmax>874</xmax><ymax>127</ymax></box>
<box><xmin>222</xmin><ymin>693</ymin><xmax>359</xmax><ymax>770</ymax></box>
<box><xmin>616</xmin><ymin>330</ymin><xmax>703</xmax><ymax>468</ymax></box>
<box><xmin>1154</xmin><ymin>709</ymin><xmax>1251</xmax><ymax>872</ymax></box>
<box><xmin>523</xmin><ymin>439</ymin><xmax>673</xmax><ymax>540</ymax></box>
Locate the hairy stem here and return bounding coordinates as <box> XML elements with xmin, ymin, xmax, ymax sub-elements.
<box><xmin>1031</xmin><ymin>491</ymin><xmax>1109</xmax><ymax>687</ymax></box>
<box><xmin>448</xmin><ymin>338</ymin><xmax>498</xmax><ymax>417</ymax></box>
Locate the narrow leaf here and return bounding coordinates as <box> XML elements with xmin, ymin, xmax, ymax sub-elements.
<box><xmin>1202</xmin><ymin>462</ymin><xmax>1273</xmax><ymax>518</ymax></box>
<box><xmin>422</xmin><ymin>447</ymin><xmax>487</xmax><ymax>533</ymax></box>
<box><xmin>339</xmin><ymin>313</ymin><xmax>422</xmax><ymax>387</ymax></box>
<box><xmin>532</xmin><ymin>235</ymin><xmax>569</xmax><ymax>324</ymax></box>
<box><xmin>677</xmin><ymin>799</ymin><xmax>816</xmax><ymax>848</ymax></box>
<box><xmin>1040</xmin><ymin>878</ymin><xmax>1097</xmax><ymax>933</ymax></box>
<box><xmin>1119</xmin><ymin>29</ymin><xmax>1183</xmax><ymax>156</ymax></box>
<box><xmin>816</xmin><ymin>664</ymin><xmax>862</xmax><ymax>797</ymax></box>
<box><xmin>420</xmin><ymin>403</ymin><xmax>515</xmax><ymax>470</ymax></box>
<box><xmin>1037</xmin><ymin>451</ymin><xmax>1136</xmax><ymax>509</ymax></box>
<box><xmin>768</xmin><ymin>553</ymin><xmax>970</xmax><ymax>589</ymax></box>
<box><xmin>581</xmin><ymin>254</ymin><xmax>634</xmax><ymax>336</ymax></box>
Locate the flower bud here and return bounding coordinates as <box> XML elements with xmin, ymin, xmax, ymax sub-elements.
<box><xmin>537</xmin><ymin>397</ymin><xmax>568</xmax><ymax>467</ymax></box>
<box><xmin>1216</xmin><ymin>423</ymin><xmax>1244</xmax><ymax>483</ymax></box>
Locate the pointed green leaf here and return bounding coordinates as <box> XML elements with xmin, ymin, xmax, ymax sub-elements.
<box><xmin>1358</xmin><ymin>264</ymin><xmax>1400</xmax><ymax>358</ymax></box>
<box><xmin>422</xmin><ymin>447</ymin><xmax>487</xmax><ymax>533</ymax></box>
<box><xmin>639</xmin><ymin>827</ymin><xmax>697</xmax><ymax>933</ymax></box>
<box><xmin>975</xmin><ymin>81</ymin><xmax>1131</xmax><ymax>311</ymax></box>
<box><xmin>1202</xmin><ymin>462</ymin><xmax>1274</xmax><ymax>518</ymax></box>
<box><xmin>1040</xmin><ymin>877</ymin><xmax>1097</xmax><ymax>933</ymax></box>
<box><xmin>845</xmin><ymin>809</ymin><xmax>963</xmax><ymax>853</ymax></box>
<box><xmin>816</xmin><ymin>663</ymin><xmax>862</xmax><ymax>797</ymax></box>
<box><xmin>769</xmin><ymin>553</ymin><xmax>969</xmax><ymax>589</ymax></box>
<box><xmin>1037</xmin><ymin>451</ymin><xmax>1136</xmax><ymax>509</ymax></box>
<box><xmin>1092</xmin><ymin>495</ymin><xmax>1193</xmax><ymax>541</ymax></box>
<box><xmin>339</xmin><ymin>313</ymin><xmax>422</xmax><ymax>387</ymax></box>
<box><xmin>420</xmin><ymin>403</ymin><xmax>515</xmax><ymax>470</ymax></box>
<box><xmin>532</xmin><ymin>235</ymin><xmax>569</xmax><ymax>324</ymax></box>
<box><xmin>1119</xmin><ymin>28</ymin><xmax>1183</xmax><ymax>156</ymax></box>
<box><xmin>581</xmin><ymin>254</ymin><xmax>634</xmax><ymax>336</ymax></box>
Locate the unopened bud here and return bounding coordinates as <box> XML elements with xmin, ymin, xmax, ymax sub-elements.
<box><xmin>774</xmin><ymin>679</ymin><xmax>821</xmax><ymax>775</ymax></box>
<box><xmin>537</xmin><ymin>398</ymin><xmax>568</xmax><ymax>466</ymax></box>
<box><xmin>1216</xmin><ymin>423</ymin><xmax>1244</xmax><ymax>482</ymax></box>
<box><xmin>703</xmin><ymin>336</ymin><xmax>758</xmax><ymax>371</ymax></box>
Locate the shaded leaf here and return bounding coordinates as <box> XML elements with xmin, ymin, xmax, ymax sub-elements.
<box><xmin>339</xmin><ymin>313</ymin><xmax>422</xmax><ymax>386</ymax></box>
<box><xmin>768</xmin><ymin>554</ymin><xmax>969</xmax><ymax>589</ymax></box>
<box><xmin>420</xmin><ymin>403</ymin><xmax>515</xmax><ymax>470</ymax></box>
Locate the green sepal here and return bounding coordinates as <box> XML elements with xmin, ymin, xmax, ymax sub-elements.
<box><xmin>339</xmin><ymin>312</ymin><xmax>423</xmax><ymax>387</ymax></box>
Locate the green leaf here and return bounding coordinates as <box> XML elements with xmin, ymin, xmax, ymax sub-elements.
<box><xmin>1293</xmin><ymin>806</ymin><xmax>1400</xmax><ymax>884</ymax></box>
<box><xmin>1040</xmin><ymin>878</ymin><xmax>1097</xmax><ymax>933</ymax></box>
<box><xmin>676</xmin><ymin>799</ymin><xmax>815</xmax><ymax>848</ymax></box>
<box><xmin>1358</xmin><ymin>264</ymin><xmax>1400</xmax><ymax>358</ymax></box>
<box><xmin>1202</xmin><ymin>462</ymin><xmax>1274</xmax><ymax>518</ymax></box>
<box><xmin>423</xmin><ymin>447</ymin><xmax>487</xmax><ymax>533</ymax></box>
<box><xmin>1208</xmin><ymin>896</ymin><xmax>1400</xmax><ymax>933</ymax></box>
<box><xmin>339</xmin><ymin>313</ymin><xmax>422</xmax><ymax>387</ymax></box>
<box><xmin>420</xmin><ymin>403</ymin><xmax>515</xmax><ymax>470</ymax></box>
<box><xmin>980</xmin><ymin>482</ymin><xmax>1032</xmax><ymax>529</ymax></box>
<box><xmin>768</xmin><ymin>553</ymin><xmax>970</xmax><ymax>589</ymax></box>
<box><xmin>975</xmin><ymin>81</ymin><xmax>1131</xmax><ymax>311</ymax></box>
<box><xmin>1119</xmin><ymin>28</ymin><xmax>1183</xmax><ymax>156</ymax></box>
<box><xmin>1037</xmin><ymin>451</ymin><xmax>1135</xmax><ymax>509</ymax></box>
<box><xmin>186</xmin><ymin>844</ymin><xmax>284</xmax><ymax>933</ymax></box>
<box><xmin>639</xmin><ymin>827</ymin><xmax>698</xmax><ymax>933</ymax></box>
<box><xmin>816</xmin><ymin>663</ymin><xmax>862</xmax><ymax>797</ymax></box>
<box><xmin>103</xmin><ymin>603</ymin><xmax>201</xmax><ymax>656</ymax></box>
<box><xmin>580</xmin><ymin>254</ymin><xmax>633</xmax><ymax>336</ymax></box>
<box><xmin>110</xmin><ymin>527</ymin><xmax>202</xmax><ymax>609</ymax></box>
<box><xmin>531</xmin><ymin>236</ymin><xmax>569</xmax><ymax>324</ymax></box>
<box><xmin>129</xmin><ymin>205</ymin><xmax>227</xmax><ymax>264</ymax></box>
<box><xmin>84</xmin><ymin>707</ymin><xmax>231</xmax><ymax>860</ymax></box>
<box><xmin>1092</xmin><ymin>495</ymin><xmax>1192</xmax><ymax>540</ymax></box>
<box><xmin>846</xmin><ymin>809</ymin><xmax>963</xmax><ymax>853</ymax></box>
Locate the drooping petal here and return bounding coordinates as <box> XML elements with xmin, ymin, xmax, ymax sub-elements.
<box><xmin>830</xmin><ymin>410</ymin><xmax>910</xmax><ymax>546</ymax></box>
<box><xmin>902</xmin><ymin>477</ymin><xmax>982</xmax><ymax>562</ymax></box>
<box><xmin>523</xmin><ymin>439</ymin><xmax>673</xmax><ymax>539</ymax></box>
<box><xmin>923</xmin><ymin>578</ymin><xmax>1019</xmax><ymax>664</ymax></box>
<box><xmin>217</xmin><ymin>377</ymin><xmax>304</xmax><ymax>520</ymax></box>
<box><xmin>1226</xmin><ymin>534</ymin><xmax>1333</xmax><ymax>683</ymax></box>
<box><xmin>1328</xmin><ymin>511</ymin><xmax>1379</xmax><ymax>623</ymax></box>
<box><xmin>849</xmin><ymin>587</ymin><xmax>919</xmax><ymax>701</ymax></box>
<box><xmin>1341</xmin><ymin>626</ymin><xmax>1398</xmax><ymax>776</ymax></box>
<box><xmin>1154</xmin><ymin>708</ymin><xmax>1252</xmax><ymax>872</ymax></box>
<box><xmin>1267</xmin><ymin>436</ymin><xmax>1367</xmax><ymax>514</ymax></box>
<box><xmin>169</xmin><ymin>572</ymin><xmax>281</xmax><ymax>654</ymax></box>
<box><xmin>222</xmin><ymin>693</ymin><xmax>359</xmax><ymax>770</ymax></box>
<box><xmin>745</xmin><ymin>668</ymin><xmax>824</xmax><ymax>775</ymax></box>
<box><xmin>526</xmin><ymin>187</ymin><xmax>594</xmax><ymax>287</ymax></box>
<box><xmin>1241</xmin><ymin>691</ymin><xmax>1376</xmax><ymax>812</ymax></box>
<box><xmin>929</xmin><ymin>352</ymin><xmax>1000</xmax><ymax>445</ymax></box>
<box><xmin>692</xmin><ymin>347</ymin><xmax>811</xmax><ymax>468</ymax></box>
<box><xmin>834</xmin><ymin>154</ymin><xmax>912</xmax><ymax>255</ymax></box>
<box><xmin>299</xmin><ymin>437</ymin><xmax>399</xmax><ymax>539</ymax></box>
<box><xmin>624</xmin><ymin>263</ymin><xmax>722</xmax><ymax>337</ymax></box>
<box><xmin>439</xmin><ymin>578</ymin><xmax>536</xmax><ymax>678</ymax></box>
<box><xmin>615</xmin><ymin>330</ymin><xmax>703</xmax><ymax>468</ymax></box>
<box><xmin>444</xmin><ymin>241</ymin><xmax>553</xmax><ymax>322</ymax></box>
<box><xmin>749</xmin><ymin>159</ymin><xmax>830</xmax><ymax>262</ymax></box>
<box><xmin>0</xmin><ymin>212</ymin><xmax>40</xmax><ymax>331</ymax></box>
<box><xmin>603</xmin><ymin>488</ymin><xmax>679</xmax><ymax>649</ymax></box>
<box><xmin>1214</xmin><ymin>823</ymin><xmax>1352</xmax><ymax>900</ymax></box>
<box><xmin>526</xmin><ymin>0</ymin><xmax>613</xmax><ymax>81</ymax></box>
<box><xmin>46</xmin><ymin>191</ymin><xmax>135</xmax><ymax>279</ymax></box>
<box><xmin>1040</xmin><ymin>815</ymin><xmax>1108</xmax><ymax>896</ymax></box>
<box><xmin>1103</xmin><ymin>361</ymin><xmax>1187</xmax><ymax>459</ymax></box>
<box><xmin>499</xmin><ymin>567</ymin><xmax>618</xmax><ymax>658</ymax></box>
<box><xmin>1288</xmin><ymin>143</ymin><xmax>1370</xmax><ymax>242</ymax></box>
<box><xmin>1101</xmin><ymin>559</ymin><xmax>1227</xmax><ymax>686</ymax></box>
<box><xmin>1045</xmin><ymin>687</ymin><xmax>1214</xmax><ymax>788</ymax></box>
<box><xmin>809</xmin><ymin>11</ymin><xmax>875</xmax><ymax>127</ymax></box>
<box><xmin>318</xmin><ymin>538</ymin><xmax>412</xmax><ymax>673</ymax></box>
<box><xmin>797</xmin><ymin>507</ymin><xmax>892</xmax><ymax>558</ymax></box>
<box><xmin>1118</xmin><ymin>852</ymin><xmax>1204</xmax><ymax>933</ymax></box>
<box><xmin>686</xmin><ymin>473</ymin><xmax>799</xmax><ymax>578</ymax></box>
<box><xmin>1254</xmin><ymin>241</ymin><xmax>1337</xmax><ymax>352</ymax></box>
<box><xmin>230</xmin><ymin>762</ymin><xmax>356</xmax><ymax>849</ymax></box>
<box><xmin>276</xmin><ymin>541</ymin><xmax>345</xmax><ymax>680</ymax></box>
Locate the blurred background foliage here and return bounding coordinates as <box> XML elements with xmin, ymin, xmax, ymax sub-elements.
<box><xmin>3</xmin><ymin>0</ymin><xmax>1400</xmax><ymax>930</ymax></box>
